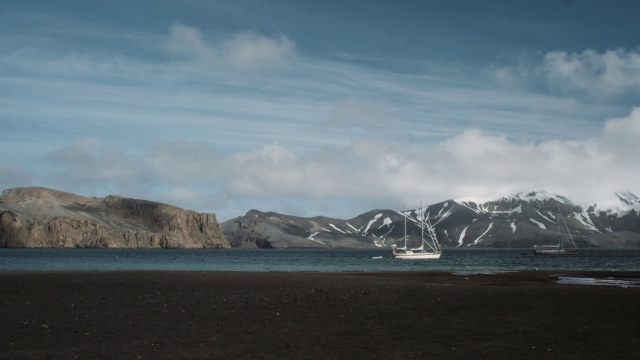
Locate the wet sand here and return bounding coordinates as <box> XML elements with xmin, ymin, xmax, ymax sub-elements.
<box><xmin>1</xmin><ymin>270</ymin><xmax>639</xmax><ymax>359</ymax></box>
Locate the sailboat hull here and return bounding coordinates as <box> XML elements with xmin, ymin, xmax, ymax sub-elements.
<box><xmin>533</xmin><ymin>247</ymin><xmax>578</xmax><ymax>255</ymax></box>
<box><xmin>392</xmin><ymin>251</ymin><xmax>442</xmax><ymax>260</ymax></box>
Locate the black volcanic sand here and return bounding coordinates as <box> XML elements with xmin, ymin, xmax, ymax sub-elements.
<box><xmin>1</xmin><ymin>271</ymin><xmax>639</xmax><ymax>360</ymax></box>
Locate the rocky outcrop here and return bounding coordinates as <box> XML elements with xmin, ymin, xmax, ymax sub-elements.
<box><xmin>0</xmin><ymin>187</ymin><xmax>230</xmax><ymax>249</ymax></box>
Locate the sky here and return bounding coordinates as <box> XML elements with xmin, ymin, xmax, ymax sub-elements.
<box><xmin>1</xmin><ymin>0</ymin><xmax>640</xmax><ymax>221</ymax></box>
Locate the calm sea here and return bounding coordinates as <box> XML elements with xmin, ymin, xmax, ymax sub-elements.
<box><xmin>1</xmin><ymin>248</ymin><xmax>639</xmax><ymax>272</ymax></box>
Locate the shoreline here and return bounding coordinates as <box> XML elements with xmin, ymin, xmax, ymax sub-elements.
<box><xmin>2</xmin><ymin>270</ymin><xmax>639</xmax><ymax>359</ymax></box>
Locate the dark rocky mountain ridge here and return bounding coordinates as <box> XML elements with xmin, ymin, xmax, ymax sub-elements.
<box><xmin>223</xmin><ymin>190</ymin><xmax>640</xmax><ymax>249</ymax></box>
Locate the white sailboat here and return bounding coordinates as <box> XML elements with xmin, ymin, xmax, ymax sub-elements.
<box><xmin>534</xmin><ymin>206</ymin><xmax>578</xmax><ymax>255</ymax></box>
<box><xmin>392</xmin><ymin>203</ymin><xmax>442</xmax><ymax>260</ymax></box>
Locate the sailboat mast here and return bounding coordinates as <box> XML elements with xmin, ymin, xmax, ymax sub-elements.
<box><xmin>404</xmin><ymin>204</ymin><xmax>407</xmax><ymax>249</ymax></box>
<box><xmin>421</xmin><ymin>201</ymin><xmax>424</xmax><ymax>245</ymax></box>
<box><xmin>556</xmin><ymin>206</ymin><xmax>561</xmax><ymax>247</ymax></box>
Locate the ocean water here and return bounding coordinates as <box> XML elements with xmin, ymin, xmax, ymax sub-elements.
<box><xmin>1</xmin><ymin>248</ymin><xmax>639</xmax><ymax>272</ymax></box>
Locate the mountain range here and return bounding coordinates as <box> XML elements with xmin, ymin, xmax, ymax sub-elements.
<box><xmin>223</xmin><ymin>190</ymin><xmax>640</xmax><ymax>249</ymax></box>
<box><xmin>1</xmin><ymin>187</ymin><xmax>639</xmax><ymax>249</ymax></box>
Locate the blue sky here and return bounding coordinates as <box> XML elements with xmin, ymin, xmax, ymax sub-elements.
<box><xmin>1</xmin><ymin>0</ymin><xmax>640</xmax><ymax>221</ymax></box>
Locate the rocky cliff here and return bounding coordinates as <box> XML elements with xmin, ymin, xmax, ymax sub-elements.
<box><xmin>0</xmin><ymin>187</ymin><xmax>230</xmax><ymax>249</ymax></box>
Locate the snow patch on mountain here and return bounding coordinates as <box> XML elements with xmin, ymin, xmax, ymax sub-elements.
<box><xmin>329</xmin><ymin>224</ymin><xmax>346</xmax><ymax>234</ymax></box>
<box><xmin>457</xmin><ymin>225</ymin><xmax>471</xmax><ymax>247</ymax></box>
<box><xmin>458</xmin><ymin>202</ymin><xmax>482</xmax><ymax>214</ymax></box>
<box><xmin>535</xmin><ymin>209</ymin><xmax>554</xmax><ymax>223</ymax></box>
<box><xmin>485</xmin><ymin>205</ymin><xmax>523</xmax><ymax>216</ymax></box>
<box><xmin>432</xmin><ymin>208</ymin><xmax>453</xmax><ymax>226</ymax></box>
<box><xmin>470</xmin><ymin>223</ymin><xmax>493</xmax><ymax>245</ymax></box>
<box><xmin>530</xmin><ymin>218</ymin><xmax>546</xmax><ymax>229</ymax></box>
<box><xmin>510</xmin><ymin>220</ymin><xmax>516</xmax><ymax>233</ymax></box>
<box><xmin>307</xmin><ymin>232</ymin><xmax>326</xmax><ymax>244</ymax></box>
<box><xmin>573</xmin><ymin>211</ymin><xmax>599</xmax><ymax>232</ymax></box>
<box><xmin>435</xmin><ymin>202</ymin><xmax>449</xmax><ymax>217</ymax></box>
<box><xmin>363</xmin><ymin>213</ymin><xmax>383</xmax><ymax>235</ymax></box>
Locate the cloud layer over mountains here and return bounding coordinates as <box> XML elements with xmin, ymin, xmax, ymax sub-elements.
<box><xmin>8</xmin><ymin>106</ymin><xmax>636</xmax><ymax>221</ymax></box>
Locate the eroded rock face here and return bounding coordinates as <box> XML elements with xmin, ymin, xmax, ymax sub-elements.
<box><xmin>0</xmin><ymin>187</ymin><xmax>230</xmax><ymax>249</ymax></box>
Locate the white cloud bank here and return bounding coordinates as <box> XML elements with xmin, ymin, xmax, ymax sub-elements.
<box><xmin>17</xmin><ymin>106</ymin><xmax>637</xmax><ymax>220</ymax></box>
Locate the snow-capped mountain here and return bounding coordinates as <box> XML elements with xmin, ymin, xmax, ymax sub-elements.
<box><xmin>590</xmin><ymin>192</ymin><xmax>640</xmax><ymax>222</ymax></box>
<box><xmin>222</xmin><ymin>190</ymin><xmax>640</xmax><ymax>249</ymax></box>
<box><xmin>586</xmin><ymin>192</ymin><xmax>640</xmax><ymax>235</ymax></box>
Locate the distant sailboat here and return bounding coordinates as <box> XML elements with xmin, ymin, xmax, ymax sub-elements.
<box><xmin>534</xmin><ymin>206</ymin><xmax>578</xmax><ymax>255</ymax></box>
<box><xmin>392</xmin><ymin>203</ymin><xmax>442</xmax><ymax>260</ymax></box>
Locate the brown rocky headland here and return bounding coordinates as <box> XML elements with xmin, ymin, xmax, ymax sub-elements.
<box><xmin>0</xmin><ymin>187</ymin><xmax>229</xmax><ymax>248</ymax></box>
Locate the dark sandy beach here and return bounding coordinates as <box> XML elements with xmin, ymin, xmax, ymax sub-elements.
<box><xmin>1</xmin><ymin>271</ymin><xmax>639</xmax><ymax>359</ymax></box>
